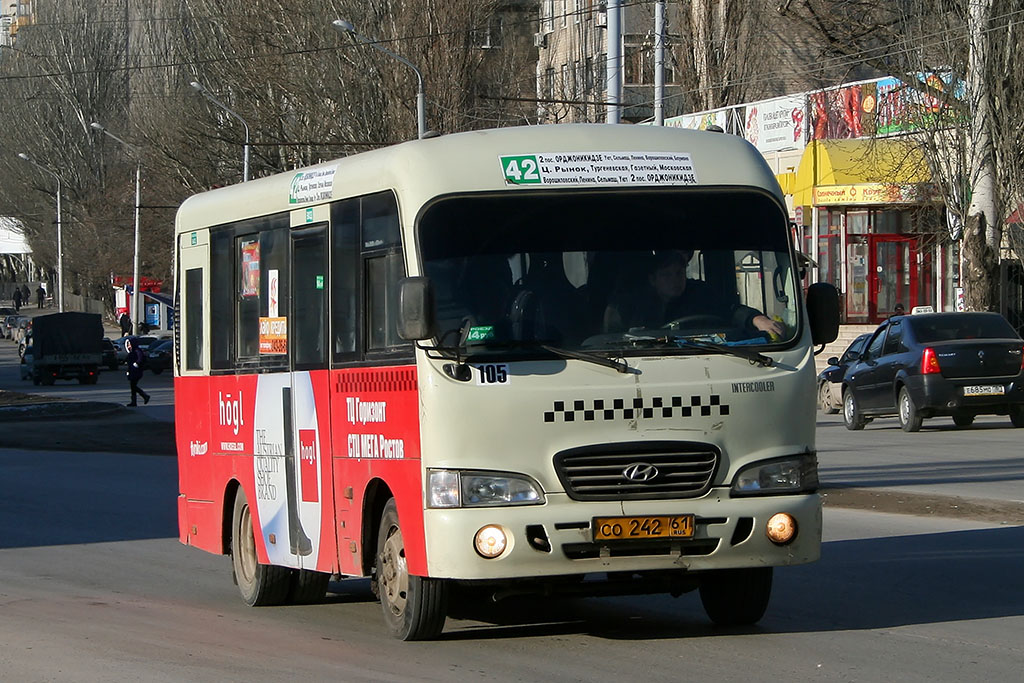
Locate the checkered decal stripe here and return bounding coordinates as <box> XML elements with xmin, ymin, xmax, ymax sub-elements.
<box><xmin>544</xmin><ymin>395</ymin><xmax>729</xmax><ymax>423</ymax></box>
<box><xmin>335</xmin><ymin>367</ymin><xmax>417</xmax><ymax>393</ymax></box>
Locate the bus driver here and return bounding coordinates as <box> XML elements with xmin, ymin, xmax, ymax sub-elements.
<box><xmin>604</xmin><ymin>249</ymin><xmax>786</xmax><ymax>338</ymax></box>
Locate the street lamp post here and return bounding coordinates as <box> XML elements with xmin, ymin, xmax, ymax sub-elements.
<box><xmin>17</xmin><ymin>153</ymin><xmax>63</xmax><ymax>312</ymax></box>
<box><xmin>189</xmin><ymin>80</ymin><xmax>251</xmax><ymax>182</ymax></box>
<box><xmin>90</xmin><ymin>122</ymin><xmax>142</xmax><ymax>333</ymax></box>
<box><xmin>331</xmin><ymin>19</ymin><xmax>426</xmax><ymax>139</ymax></box>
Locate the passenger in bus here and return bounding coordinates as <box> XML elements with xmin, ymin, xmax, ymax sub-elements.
<box><xmin>604</xmin><ymin>250</ymin><xmax>785</xmax><ymax>337</ymax></box>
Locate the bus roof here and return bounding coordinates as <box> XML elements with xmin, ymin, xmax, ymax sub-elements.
<box><xmin>175</xmin><ymin>124</ymin><xmax>782</xmax><ymax>235</ymax></box>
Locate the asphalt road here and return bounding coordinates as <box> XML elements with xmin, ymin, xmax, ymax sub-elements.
<box><xmin>1</xmin><ymin>336</ymin><xmax>1023</xmax><ymax>679</ymax></box>
<box><xmin>1</xmin><ymin>447</ymin><xmax>1022</xmax><ymax>682</ymax></box>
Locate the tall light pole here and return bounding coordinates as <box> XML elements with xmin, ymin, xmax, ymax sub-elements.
<box><xmin>17</xmin><ymin>153</ymin><xmax>63</xmax><ymax>312</ymax></box>
<box><xmin>190</xmin><ymin>80</ymin><xmax>250</xmax><ymax>182</ymax></box>
<box><xmin>331</xmin><ymin>19</ymin><xmax>426</xmax><ymax>139</ymax></box>
<box><xmin>91</xmin><ymin>121</ymin><xmax>142</xmax><ymax>332</ymax></box>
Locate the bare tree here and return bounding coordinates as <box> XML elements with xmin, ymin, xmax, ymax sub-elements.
<box><xmin>784</xmin><ymin>0</ymin><xmax>1024</xmax><ymax>311</ymax></box>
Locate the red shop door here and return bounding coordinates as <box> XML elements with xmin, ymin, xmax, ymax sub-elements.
<box><xmin>868</xmin><ymin>235</ymin><xmax>918</xmax><ymax>322</ymax></box>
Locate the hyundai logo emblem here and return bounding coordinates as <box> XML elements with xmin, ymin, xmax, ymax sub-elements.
<box><xmin>623</xmin><ymin>462</ymin><xmax>659</xmax><ymax>482</ymax></box>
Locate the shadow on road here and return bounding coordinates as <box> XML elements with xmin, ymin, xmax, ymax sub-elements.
<box><xmin>0</xmin><ymin>448</ymin><xmax>178</xmax><ymax>549</ymax></box>
<box><xmin>435</xmin><ymin>526</ymin><xmax>1024</xmax><ymax>640</ymax></box>
<box><xmin>820</xmin><ymin>457</ymin><xmax>1024</xmax><ymax>489</ymax></box>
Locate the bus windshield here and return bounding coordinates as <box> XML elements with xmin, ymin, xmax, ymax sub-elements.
<box><xmin>419</xmin><ymin>189</ymin><xmax>800</xmax><ymax>357</ymax></box>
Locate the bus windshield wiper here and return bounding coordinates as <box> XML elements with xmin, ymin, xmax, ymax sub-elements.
<box><xmin>540</xmin><ymin>344</ymin><xmax>634</xmax><ymax>374</ymax></box>
<box><xmin>428</xmin><ymin>334</ymin><xmax>633</xmax><ymax>374</ymax></box>
<box><xmin>667</xmin><ymin>336</ymin><xmax>774</xmax><ymax>367</ymax></box>
<box><xmin>600</xmin><ymin>334</ymin><xmax>773</xmax><ymax>367</ymax></box>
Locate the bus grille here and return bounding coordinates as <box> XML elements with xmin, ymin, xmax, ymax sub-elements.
<box><xmin>553</xmin><ymin>442</ymin><xmax>719</xmax><ymax>501</ymax></box>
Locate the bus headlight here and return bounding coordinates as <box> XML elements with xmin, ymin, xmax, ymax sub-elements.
<box><xmin>730</xmin><ymin>454</ymin><xmax>818</xmax><ymax>496</ymax></box>
<box><xmin>428</xmin><ymin>470</ymin><xmax>545</xmax><ymax>508</ymax></box>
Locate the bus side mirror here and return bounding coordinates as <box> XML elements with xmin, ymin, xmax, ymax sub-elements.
<box><xmin>806</xmin><ymin>282</ymin><xmax>840</xmax><ymax>346</ymax></box>
<box><xmin>398</xmin><ymin>277</ymin><xmax>437</xmax><ymax>341</ymax></box>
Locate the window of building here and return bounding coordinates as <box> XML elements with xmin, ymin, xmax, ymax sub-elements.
<box><xmin>472</xmin><ymin>14</ymin><xmax>503</xmax><ymax>48</ymax></box>
<box><xmin>541</xmin><ymin>0</ymin><xmax>554</xmax><ymax>32</ymax></box>
<box><xmin>544</xmin><ymin>67</ymin><xmax>555</xmax><ymax>101</ymax></box>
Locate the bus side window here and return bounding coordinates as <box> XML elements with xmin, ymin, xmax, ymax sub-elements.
<box><xmin>185</xmin><ymin>267</ymin><xmax>203</xmax><ymax>371</ymax></box>
<box><xmin>210</xmin><ymin>229</ymin><xmax>233</xmax><ymax>369</ymax></box>
<box><xmin>331</xmin><ymin>198</ymin><xmax>359</xmax><ymax>360</ymax></box>
<box><xmin>366</xmin><ymin>251</ymin><xmax>406</xmax><ymax>350</ymax></box>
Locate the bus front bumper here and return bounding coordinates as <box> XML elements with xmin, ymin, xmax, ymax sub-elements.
<box><xmin>422</xmin><ymin>491</ymin><xmax>821</xmax><ymax>580</ymax></box>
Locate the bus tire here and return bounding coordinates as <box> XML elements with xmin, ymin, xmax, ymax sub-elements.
<box><xmin>376</xmin><ymin>499</ymin><xmax>447</xmax><ymax>640</ymax></box>
<box><xmin>288</xmin><ymin>569</ymin><xmax>331</xmax><ymax>604</ymax></box>
<box><xmin>231</xmin><ymin>488</ymin><xmax>291</xmax><ymax>606</ymax></box>
<box><xmin>699</xmin><ymin>567</ymin><xmax>773</xmax><ymax>627</ymax></box>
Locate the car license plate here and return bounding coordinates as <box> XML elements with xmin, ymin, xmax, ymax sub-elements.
<box><xmin>593</xmin><ymin>515</ymin><xmax>695</xmax><ymax>541</ymax></box>
<box><xmin>963</xmin><ymin>385</ymin><xmax>1005</xmax><ymax>396</ymax></box>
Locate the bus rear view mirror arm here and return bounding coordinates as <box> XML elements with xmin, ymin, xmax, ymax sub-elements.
<box><xmin>398</xmin><ymin>276</ymin><xmax>438</xmax><ymax>341</ymax></box>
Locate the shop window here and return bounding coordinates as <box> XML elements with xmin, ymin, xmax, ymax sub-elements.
<box><xmin>847</xmin><ymin>210</ymin><xmax>869</xmax><ymax>235</ymax></box>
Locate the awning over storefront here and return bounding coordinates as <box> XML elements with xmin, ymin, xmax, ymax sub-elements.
<box><xmin>792</xmin><ymin>139</ymin><xmax>933</xmax><ymax>208</ymax></box>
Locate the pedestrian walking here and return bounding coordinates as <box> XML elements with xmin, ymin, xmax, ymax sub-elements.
<box><xmin>36</xmin><ymin>284</ymin><xmax>45</xmax><ymax>308</ymax></box>
<box><xmin>20</xmin><ymin>284</ymin><xmax>29</xmax><ymax>305</ymax></box>
<box><xmin>12</xmin><ymin>287</ymin><xmax>21</xmax><ymax>312</ymax></box>
<box><xmin>124</xmin><ymin>337</ymin><xmax>150</xmax><ymax>407</ymax></box>
<box><xmin>119</xmin><ymin>313</ymin><xmax>133</xmax><ymax>336</ymax></box>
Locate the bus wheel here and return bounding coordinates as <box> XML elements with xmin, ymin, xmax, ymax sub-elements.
<box><xmin>288</xmin><ymin>569</ymin><xmax>330</xmax><ymax>604</ymax></box>
<box><xmin>231</xmin><ymin>488</ymin><xmax>291</xmax><ymax>606</ymax></box>
<box><xmin>376</xmin><ymin>499</ymin><xmax>447</xmax><ymax>640</ymax></box>
<box><xmin>699</xmin><ymin>567</ymin><xmax>773</xmax><ymax>627</ymax></box>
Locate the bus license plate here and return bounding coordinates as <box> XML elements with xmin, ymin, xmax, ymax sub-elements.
<box><xmin>593</xmin><ymin>515</ymin><xmax>695</xmax><ymax>541</ymax></box>
<box><xmin>963</xmin><ymin>385</ymin><xmax>1005</xmax><ymax>396</ymax></box>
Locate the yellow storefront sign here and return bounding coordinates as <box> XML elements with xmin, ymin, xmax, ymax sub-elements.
<box><xmin>814</xmin><ymin>183</ymin><xmax>931</xmax><ymax>205</ymax></box>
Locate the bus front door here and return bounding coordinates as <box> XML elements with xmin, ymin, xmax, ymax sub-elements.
<box><xmin>287</xmin><ymin>224</ymin><xmax>335</xmax><ymax>573</ymax></box>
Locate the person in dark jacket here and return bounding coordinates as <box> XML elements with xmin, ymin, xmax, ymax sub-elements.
<box><xmin>124</xmin><ymin>337</ymin><xmax>150</xmax><ymax>407</ymax></box>
<box><xmin>119</xmin><ymin>313</ymin><xmax>133</xmax><ymax>337</ymax></box>
<box><xmin>12</xmin><ymin>287</ymin><xmax>21</xmax><ymax>311</ymax></box>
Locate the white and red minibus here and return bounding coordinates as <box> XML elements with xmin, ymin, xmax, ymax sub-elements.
<box><xmin>175</xmin><ymin>124</ymin><xmax>839</xmax><ymax>640</ymax></box>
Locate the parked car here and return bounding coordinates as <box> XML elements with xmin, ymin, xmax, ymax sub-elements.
<box><xmin>147</xmin><ymin>338</ymin><xmax>174</xmax><ymax>374</ymax></box>
<box><xmin>101</xmin><ymin>337</ymin><xmax>118</xmax><ymax>371</ymax></box>
<box><xmin>818</xmin><ymin>333</ymin><xmax>872</xmax><ymax>414</ymax></box>
<box><xmin>11</xmin><ymin>315</ymin><xmax>31</xmax><ymax>345</ymax></box>
<box><xmin>19</xmin><ymin>345</ymin><xmax>34</xmax><ymax>383</ymax></box>
<box><xmin>842</xmin><ymin>312</ymin><xmax>1024</xmax><ymax>432</ymax></box>
<box><xmin>2</xmin><ymin>314</ymin><xmax>19</xmax><ymax>339</ymax></box>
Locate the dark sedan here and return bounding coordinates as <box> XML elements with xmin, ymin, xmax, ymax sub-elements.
<box><xmin>842</xmin><ymin>312</ymin><xmax>1024</xmax><ymax>431</ymax></box>
<box><xmin>818</xmin><ymin>333</ymin><xmax>872</xmax><ymax>414</ymax></box>
<box><xmin>147</xmin><ymin>338</ymin><xmax>174</xmax><ymax>374</ymax></box>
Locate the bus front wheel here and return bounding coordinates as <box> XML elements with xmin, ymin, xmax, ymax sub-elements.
<box><xmin>231</xmin><ymin>488</ymin><xmax>292</xmax><ymax>606</ymax></box>
<box><xmin>699</xmin><ymin>567</ymin><xmax>773</xmax><ymax>627</ymax></box>
<box><xmin>376</xmin><ymin>499</ymin><xmax>448</xmax><ymax>640</ymax></box>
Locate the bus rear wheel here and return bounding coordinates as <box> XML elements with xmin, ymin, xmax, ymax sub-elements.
<box><xmin>231</xmin><ymin>488</ymin><xmax>291</xmax><ymax>606</ymax></box>
<box><xmin>699</xmin><ymin>567</ymin><xmax>773</xmax><ymax>627</ymax></box>
<box><xmin>376</xmin><ymin>499</ymin><xmax>448</xmax><ymax>640</ymax></box>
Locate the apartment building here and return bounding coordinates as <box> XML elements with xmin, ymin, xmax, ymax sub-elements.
<box><xmin>535</xmin><ymin>1</ymin><xmax>687</xmax><ymax>123</ymax></box>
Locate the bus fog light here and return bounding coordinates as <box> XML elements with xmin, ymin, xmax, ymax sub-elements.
<box><xmin>474</xmin><ymin>525</ymin><xmax>508</xmax><ymax>558</ymax></box>
<box><xmin>766</xmin><ymin>513</ymin><xmax>797</xmax><ymax>545</ymax></box>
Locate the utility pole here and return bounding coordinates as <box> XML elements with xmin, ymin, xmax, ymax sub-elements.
<box><xmin>654</xmin><ymin>0</ymin><xmax>666</xmax><ymax>125</ymax></box>
<box><xmin>606</xmin><ymin>0</ymin><xmax>622</xmax><ymax>124</ymax></box>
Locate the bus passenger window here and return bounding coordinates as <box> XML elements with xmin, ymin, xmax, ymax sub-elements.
<box><xmin>366</xmin><ymin>251</ymin><xmax>406</xmax><ymax>350</ymax></box>
<box><xmin>210</xmin><ymin>229</ymin><xmax>232</xmax><ymax>369</ymax></box>
<box><xmin>292</xmin><ymin>229</ymin><xmax>327</xmax><ymax>368</ymax></box>
<box><xmin>331</xmin><ymin>198</ymin><xmax>359</xmax><ymax>359</ymax></box>
<box><xmin>185</xmin><ymin>267</ymin><xmax>203</xmax><ymax>370</ymax></box>
<box><xmin>362</xmin><ymin>192</ymin><xmax>401</xmax><ymax>249</ymax></box>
